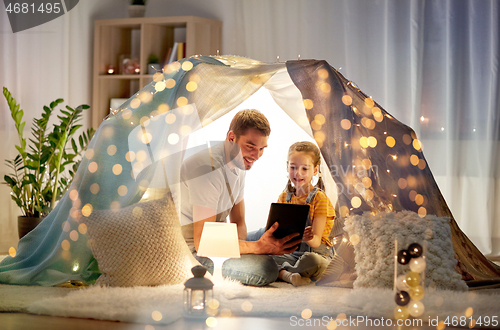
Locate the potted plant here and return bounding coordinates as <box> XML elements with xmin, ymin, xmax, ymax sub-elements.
<box><xmin>129</xmin><ymin>0</ymin><xmax>146</xmax><ymax>18</ymax></box>
<box><xmin>147</xmin><ymin>53</ymin><xmax>160</xmax><ymax>74</ymax></box>
<box><xmin>2</xmin><ymin>87</ymin><xmax>95</xmax><ymax>238</ymax></box>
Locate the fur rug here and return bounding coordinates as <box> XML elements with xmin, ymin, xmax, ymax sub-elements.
<box><xmin>1</xmin><ymin>280</ymin><xmax>500</xmax><ymax>327</ymax></box>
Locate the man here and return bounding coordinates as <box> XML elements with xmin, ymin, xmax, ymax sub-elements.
<box><xmin>180</xmin><ymin>109</ymin><xmax>299</xmax><ymax>286</ymax></box>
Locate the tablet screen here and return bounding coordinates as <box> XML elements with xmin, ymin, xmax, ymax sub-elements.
<box><xmin>265</xmin><ymin>203</ymin><xmax>310</xmax><ymax>240</ymax></box>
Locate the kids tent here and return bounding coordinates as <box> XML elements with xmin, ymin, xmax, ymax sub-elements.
<box><xmin>1</xmin><ymin>55</ymin><xmax>499</xmax><ymax>287</ymax></box>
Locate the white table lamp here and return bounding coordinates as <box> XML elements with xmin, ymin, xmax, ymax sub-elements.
<box><xmin>197</xmin><ymin>222</ymin><xmax>241</xmax><ymax>283</ymax></box>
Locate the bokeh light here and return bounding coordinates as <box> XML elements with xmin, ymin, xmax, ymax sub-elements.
<box><xmin>340</xmin><ymin>206</ymin><xmax>349</xmax><ymax>217</ymax></box>
<box><xmin>413</xmin><ymin>139</ymin><xmax>422</xmax><ymax>151</ymax></box>
<box><xmin>61</xmin><ymin>240</ymin><xmax>70</xmax><ymax>251</ymax></box>
<box><xmin>69</xmin><ymin>189</ymin><xmax>78</xmax><ymax>201</ymax></box>
<box><xmin>154</xmin><ymin>81</ymin><xmax>166</xmax><ymax>92</ymax></box>
<box><xmin>130</xmin><ymin>98</ymin><xmax>141</xmax><ymax>109</ymax></box>
<box><xmin>176</xmin><ymin>96</ymin><xmax>188</xmax><ymax>107</ymax></box>
<box><xmin>85</xmin><ymin>149</ymin><xmax>94</xmax><ymax>160</ymax></box>
<box><xmin>78</xmin><ymin>223</ymin><xmax>87</xmax><ymax>235</ymax></box>
<box><xmin>350</xmin><ymin>234</ymin><xmax>360</xmax><ymax>246</ymax></box>
<box><xmin>133</xmin><ymin>206</ymin><xmax>143</xmax><ymax>218</ymax></box>
<box><xmin>219</xmin><ymin>308</ymin><xmax>231</xmax><ymax>317</ymax></box>
<box><xmin>112</xmin><ymin>164</ymin><xmax>123</xmax><ymax>175</ymax></box>
<box><xmin>118</xmin><ymin>185</ymin><xmax>128</xmax><ymax>196</ymax></box>
<box><xmin>138</xmin><ymin>91</ymin><xmax>153</xmax><ymax>104</ymax></box>
<box><xmin>82</xmin><ymin>203</ymin><xmax>93</xmax><ymax>217</ymax></box>
<box><xmin>157</xmin><ymin>104</ymin><xmax>169</xmax><ymax>114</ymax></box>
<box><xmin>62</xmin><ymin>221</ymin><xmax>71</xmax><ymax>232</ymax></box>
<box><xmin>351</xmin><ymin>196</ymin><xmax>362</xmax><ymax>208</ymax></box>
<box><xmin>367</xmin><ymin>136</ymin><xmax>377</xmax><ymax>148</ymax></box>
<box><xmin>168</xmin><ymin>133</ymin><xmax>179</xmax><ymax>145</ymax></box>
<box><xmin>465</xmin><ymin>307</ymin><xmax>473</xmax><ymax>318</ymax></box>
<box><xmin>303</xmin><ymin>99</ymin><xmax>314</xmax><ymax>110</ymax></box>
<box><xmin>165</xmin><ymin>79</ymin><xmax>176</xmax><ymax>89</ymax></box>
<box><xmin>122</xmin><ymin>109</ymin><xmax>133</xmax><ymax>120</ymax></box>
<box><xmin>410</xmin><ymin>155</ymin><xmax>419</xmax><ymax>166</ymax></box>
<box><xmin>364</xmin><ymin>97</ymin><xmax>375</xmax><ymax>108</ymax></box>
<box><xmin>181</xmin><ymin>61</ymin><xmax>193</xmax><ymax>71</ymax></box>
<box><xmin>241</xmin><ymin>301</ymin><xmax>253</xmax><ymax>312</ymax></box>
<box><xmin>342</xmin><ymin>95</ymin><xmax>352</xmax><ymax>105</ymax></box>
<box><xmin>90</xmin><ymin>183</ymin><xmax>100</xmax><ymax>194</ymax></box>
<box><xmin>206</xmin><ymin>317</ymin><xmax>217</xmax><ymax>327</ymax></box>
<box><xmin>386</xmin><ymin>136</ymin><xmax>396</xmax><ymax>147</ymax></box>
<box><xmin>151</xmin><ymin>311</ymin><xmax>162</xmax><ymax>321</ymax></box>
<box><xmin>340</xmin><ymin>119</ymin><xmax>351</xmax><ymax>130</ymax></box>
<box><xmin>70</xmin><ymin>230</ymin><xmax>79</xmax><ymax>241</ymax></box>
<box><xmin>301</xmin><ymin>309</ymin><xmax>312</xmax><ymax>319</ymax></box>
<box><xmin>125</xmin><ymin>151</ymin><xmax>136</xmax><ymax>162</ymax></box>
<box><xmin>317</xmin><ymin>68</ymin><xmax>329</xmax><ymax>79</ymax></box>
<box><xmin>186</xmin><ymin>81</ymin><xmax>197</xmax><ymax>92</ymax></box>
<box><xmin>88</xmin><ymin>162</ymin><xmax>98</xmax><ymax>173</ymax></box>
<box><xmin>107</xmin><ymin>145</ymin><xmax>117</xmax><ymax>155</ymax></box>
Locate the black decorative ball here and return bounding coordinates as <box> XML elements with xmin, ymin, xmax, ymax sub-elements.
<box><xmin>395</xmin><ymin>290</ymin><xmax>411</xmax><ymax>306</ymax></box>
<box><xmin>408</xmin><ymin>243</ymin><xmax>423</xmax><ymax>258</ymax></box>
<box><xmin>397</xmin><ymin>249</ymin><xmax>410</xmax><ymax>265</ymax></box>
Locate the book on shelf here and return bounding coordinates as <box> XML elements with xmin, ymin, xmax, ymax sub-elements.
<box><xmin>167</xmin><ymin>42</ymin><xmax>178</xmax><ymax>64</ymax></box>
<box><xmin>177</xmin><ymin>42</ymin><xmax>186</xmax><ymax>60</ymax></box>
<box><xmin>166</xmin><ymin>42</ymin><xmax>187</xmax><ymax>64</ymax></box>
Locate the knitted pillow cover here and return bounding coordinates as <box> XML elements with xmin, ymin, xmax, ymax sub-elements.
<box><xmin>343</xmin><ymin>210</ymin><xmax>467</xmax><ymax>291</ymax></box>
<box><xmin>83</xmin><ymin>194</ymin><xmax>199</xmax><ymax>287</ymax></box>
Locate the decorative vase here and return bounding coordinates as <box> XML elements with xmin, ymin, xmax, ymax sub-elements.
<box><xmin>129</xmin><ymin>5</ymin><xmax>146</xmax><ymax>18</ymax></box>
<box><xmin>18</xmin><ymin>216</ymin><xmax>44</xmax><ymax>239</ymax></box>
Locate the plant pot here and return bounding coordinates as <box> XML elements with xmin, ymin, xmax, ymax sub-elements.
<box><xmin>129</xmin><ymin>5</ymin><xmax>146</xmax><ymax>18</ymax></box>
<box><xmin>18</xmin><ymin>216</ymin><xmax>44</xmax><ymax>239</ymax></box>
<box><xmin>148</xmin><ymin>63</ymin><xmax>161</xmax><ymax>74</ymax></box>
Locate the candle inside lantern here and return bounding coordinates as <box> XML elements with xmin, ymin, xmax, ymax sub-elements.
<box><xmin>106</xmin><ymin>65</ymin><xmax>116</xmax><ymax>74</ymax></box>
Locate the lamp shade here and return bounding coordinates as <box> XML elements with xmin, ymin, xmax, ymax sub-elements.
<box><xmin>197</xmin><ymin>222</ymin><xmax>241</xmax><ymax>259</ymax></box>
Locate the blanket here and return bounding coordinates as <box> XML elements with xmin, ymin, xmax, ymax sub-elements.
<box><xmin>1</xmin><ymin>280</ymin><xmax>500</xmax><ymax>328</ymax></box>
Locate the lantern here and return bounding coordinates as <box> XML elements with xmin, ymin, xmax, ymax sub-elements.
<box><xmin>184</xmin><ymin>265</ymin><xmax>214</xmax><ymax>319</ymax></box>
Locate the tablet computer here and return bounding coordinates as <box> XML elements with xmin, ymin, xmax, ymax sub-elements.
<box><xmin>265</xmin><ymin>203</ymin><xmax>310</xmax><ymax>240</ymax></box>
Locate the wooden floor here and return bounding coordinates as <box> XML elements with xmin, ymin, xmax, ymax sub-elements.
<box><xmin>0</xmin><ymin>312</ymin><xmax>474</xmax><ymax>330</ymax></box>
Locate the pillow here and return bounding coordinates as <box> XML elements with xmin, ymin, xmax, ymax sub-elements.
<box><xmin>342</xmin><ymin>210</ymin><xmax>467</xmax><ymax>291</ymax></box>
<box><xmin>83</xmin><ymin>194</ymin><xmax>199</xmax><ymax>287</ymax></box>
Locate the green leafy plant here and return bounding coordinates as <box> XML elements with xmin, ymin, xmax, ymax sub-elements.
<box><xmin>148</xmin><ymin>54</ymin><xmax>159</xmax><ymax>64</ymax></box>
<box><xmin>2</xmin><ymin>87</ymin><xmax>95</xmax><ymax>218</ymax></box>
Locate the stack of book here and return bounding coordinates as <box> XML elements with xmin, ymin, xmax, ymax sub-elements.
<box><xmin>165</xmin><ymin>42</ymin><xmax>186</xmax><ymax>65</ymax></box>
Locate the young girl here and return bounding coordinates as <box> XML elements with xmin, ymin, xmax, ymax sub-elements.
<box><xmin>273</xmin><ymin>141</ymin><xmax>335</xmax><ymax>286</ymax></box>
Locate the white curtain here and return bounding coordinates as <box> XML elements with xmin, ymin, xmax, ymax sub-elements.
<box><xmin>0</xmin><ymin>0</ymin><xmax>126</xmax><ymax>251</ymax></box>
<box><xmin>1</xmin><ymin>0</ymin><xmax>499</xmax><ymax>258</ymax></box>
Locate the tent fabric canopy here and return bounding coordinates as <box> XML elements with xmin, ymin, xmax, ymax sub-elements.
<box><xmin>0</xmin><ymin>55</ymin><xmax>498</xmax><ymax>286</ymax></box>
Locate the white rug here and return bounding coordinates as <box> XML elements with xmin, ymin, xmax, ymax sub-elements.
<box><xmin>1</xmin><ymin>280</ymin><xmax>500</xmax><ymax>327</ymax></box>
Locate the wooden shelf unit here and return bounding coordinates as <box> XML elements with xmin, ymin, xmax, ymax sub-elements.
<box><xmin>92</xmin><ymin>16</ymin><xmax>222</xmax><ymax>129</ymax></box>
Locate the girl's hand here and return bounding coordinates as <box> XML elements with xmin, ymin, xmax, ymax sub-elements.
<box><xmin>303</xmin><ymin>226</ymin><xmax>313</xmax><ymax>242</ymax></box>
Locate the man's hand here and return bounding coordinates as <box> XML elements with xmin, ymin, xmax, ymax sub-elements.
<box><xmin>257</xmin><ymin>222</ymin><xmax>300</xmax><ymax>255</ymax></box>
